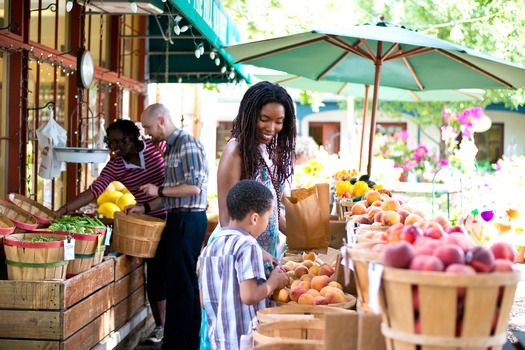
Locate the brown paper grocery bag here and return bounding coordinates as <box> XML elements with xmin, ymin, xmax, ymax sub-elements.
<box><xmin>325</xmin><ymin>312</ymin><xmax>358</xmax><ymax>350</ymax></box>
<box><xmin>284</xmin><ymin>183</ymin><xmax>330</xmax><ymax>253</ymax></box>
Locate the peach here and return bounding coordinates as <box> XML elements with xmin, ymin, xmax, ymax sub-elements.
<box><xmin>381</xmin><ymin>198</ymin><xmax>401</xmax><ymax>212</ymax></box>
<box><xmin>318</xmin><ymin>264</ymin><xmax>334</xmax><ymax>277</ymax></box>
<box><xmin>371</xmin><ymin>200</ymin><xmax>383</xmax><ymax>207</ymax></box>
<box><xmin>311</xmin><ymin>275</ymin><xmax>329</xmax><ymax>291</ymax></box>
<box><xmin>433</xmin><ymin>244</ymin><xmax>465</xmax><ymax>267</ymax></box>
<box><xmin>400</xmin><ymin>204</ymin><xmax>413</xmax><ymax>213</ymax></box>
<box><xmin>399</xmin><ymin>224</ymin><xmax>423</xmax><ymax>244</ymax></box>
<box><xmin>308</xmin><ymin>265</ymin><xmax>320</xmax><ymax>276</ymax></box>
<box><xmin>413</xmin><ymin>210</ymin><xmax>426</xmax><ymax>219</ymax></box>
<box><xmin>491</xmin><ymin>259</ymin><xmax>514</xmax><ymax>272</ymax></box>
<box><xmin>294</xmin><ymin>265</ymin><xmax>309</xmax><ymax>278</ymax></box>
<box><xmin>446</xmin><ymin>225</ymin><xmax>467</xmax><ymax>235</ymax></box>
<box><xmin>281</xmin><ymin>265</ymin><xmax>291</xmax><ymax>273</ymax></box>
<box><xmin>409</xmin><ymin>255</ymin><xmax>444</xmax><ymax>271</ymax></box>
<box><xmin>367</xmin><ymin>206</ymin><xmax>382</xmax><ymax>220</ymax></box>
<box><xmin>373</xmin><ymin>210</ymin><xmax>386</xmax><ymax>223</ymax></box>
<box><xmin>440</xmin><ymin>233</ymin><xmax>470</xmax><ymax>252</ymax></box>
<box><xmin>351</xmin><ymin>214</ymin><xmax>371</xmax><ymax>225</ymax></box>
<box><xmin>404</xmin><ymin>213</ymin><xmax>423</xmax><ymax>225</ymax></box>
<box><xmin>489</xmin><ymin>241</ymin><xmax>517</xmax><ymax>262</ymax></box>
<box><xmin>285</xmin><ymin>261</ymin><xmax>297</xmax><ymax>270</ymax></box>
<box><xmin>328</xmin><ymin>281</ymin><xmax>343</xmax><ymax>291</ymax></box>
<box><xmin>397</xmin><ymin>209</ymin><xmax>411</xmax><ymax>224</ymax></box>
<box><xmin>386</xmin><ymin>223</ymin><xmax>404</xmax><ymax>242</ymax></box>
<box><xmin>314</xmin><ymin>295</ymin><xmax>328</xmax><ymax>305</ymax></box>
<box><xmin>300</xmin><ymin>273</ymin><xmax>314</xmax><ymax>282</ymax></box>
<box><xmin>303</xmin><ymin>251</ymin><xmax>317</xmax><ymax>262</ymax></box>
<box><xmin>467</xmin><ymin>246</ymin><xmax>494</xmax><ymax>273</ymax></box>
<box><xmin>289</xmin><ymin>286</ymin><xmax>307</xmax><ymax>301</ymax></box>
<box><xmin>290</xmin><ymin>280</ymin><xmax>301</xmax><ymax>289</ymax></box>
<box><xmin>302</xmin><ymin>260</ymin><xmax>314</xmax><ymax>269</ymax></box>
<box><xmin>273</xmin><ymin>288</ymin><xmax>290</xmax><ymax>303</ymax></box>
<box><xmin>432</xmin><ymin>215</ymin><xmax>451</xmax><ymax>231</ymax></box>
<box><xmin>307</xmin><ymin>288</ymin><xmax>321</xmax><ymax>297</ymax></box>
<box><xmin>380</xmin><ymin>241</ymin><xmax>415</xmax><ymax>269</ymax></box>
<box><xmin>298</xmin><ymin>280</ymin><xmax>311</xmax><ymax>291</ymax></box>
<box><xmin>286</xmin><ymin>271</ymin><xmax>297</xmax><ymax>279</ymax></box>
<box><xmin>351</xmin><ymin>202</ymin><xmax>367</xmax><ymax>216</ymax></box>
<box><xmin>364</xmin><ymin>190</ymin><xmax>382</xmax><ymax>206</ymax></box>
<box><xmin>298</xmin><ymin>293</ymin><xmax>316</xmax><ymax>305</ymax></box>
<box><xmin>320</xmin><ymin>286</ymin><xmax>334</xmax><ymax>297</ymax></box>
<box><xmin>382</xmin><ymin>210</ymin><xmax>401</xmax><ymax>226</ymax></box>
<box><xmin>413</xmin><ymin>239</ymin><xmax>440</xmax><ymax>256</ymax></box>
<box><xmin>325</xmin><ymin>289</ymin><xmax>346</xmax><ymax>304</ymax></box>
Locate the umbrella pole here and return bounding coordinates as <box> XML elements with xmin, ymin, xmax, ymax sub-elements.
<box><xmin>359</xmin><ymin>84</ymin><xmax>370</xmax><ymax>173</ymax></box>
<box><xmin>367</xmin><ymin>60</ymin><xmax>383</xmax><ymax>176</ymax></box>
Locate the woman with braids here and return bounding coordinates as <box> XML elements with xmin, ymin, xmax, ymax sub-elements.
<box><xmin>54</xmin><ymin>119</ymin><xmax>168</xmax><ymax>344</ymax></box>
<box><xmin>199</xmin><ymin>81</ymin><xmax>296</xmax><ymax>350</ymax></box>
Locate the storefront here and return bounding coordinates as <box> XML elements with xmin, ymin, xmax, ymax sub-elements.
<box><xmin>0</xmin><ymin>0</ymin><xmax>247</xmax><ymax>210</ymax></box>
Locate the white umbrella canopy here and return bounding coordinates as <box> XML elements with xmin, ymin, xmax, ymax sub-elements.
<box><xmin>225</xmin><ymin>21</ymin><xmax>525</xmax><ymax>175</ymax></box>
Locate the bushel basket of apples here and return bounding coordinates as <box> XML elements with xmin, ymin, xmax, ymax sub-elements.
<box><xmin>379</xmin><ymin>235</ymin><xmax>521</xmax><ymax>350</ymax></box>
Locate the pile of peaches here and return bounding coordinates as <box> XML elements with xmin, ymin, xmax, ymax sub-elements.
<box><xmin>272</xmin><ymin>251</ymin><xmax>354</xmax><ymax>306</ymax></box>
<box><xmin>347</xmin><ymin>190</ymin><xmax>425</xmax><ymax>226</ymax></box>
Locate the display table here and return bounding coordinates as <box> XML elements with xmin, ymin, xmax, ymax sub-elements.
<box><xmin>0</xmin><ymin>254</ymin><xmax>145</xmax><ymax>349</ymax></box>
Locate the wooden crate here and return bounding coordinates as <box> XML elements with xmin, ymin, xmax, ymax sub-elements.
<box><xmin>0</xmin><ymin>254</ymin><xmax>145</xmax><ymax>349</ymax></box>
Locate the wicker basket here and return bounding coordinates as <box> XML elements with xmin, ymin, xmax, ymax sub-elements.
<box><xmin>0</xmin><ymin>213</ymin><xmax>16</xmax><ymax>235</ymax></box>
<box><xmin>0</xmin><ymin>199</ymin><xmax>39</xmax><ymax>231</ymax></box>
<box><xmin>347</xmin><ymin>242</ymin><xmax>384</xmax><ymax>311</ymax></box>
<box><xmin>3</xmin><ymin>233</ymin><xmax>68</xmax><ymax>280</ymax></box>
<box><xmin>252</xmin><ymin>319</ymin><xmax>325</xmax><ymax>346</ymax></box>
<box><xmin>111</xmin><ymin>212</ymin><xmax>166</xmax><ymax>258</ymax></box>
<box><xmin>6</xmin><ymin>193</ymin><xmax>58</xmax><ymax>225</ymax></box>
<box><xmin>258</xmin><ymin>304</ymin><xmax>354</xmax><ymax>324</ymax></box>
<box><xmin>379</xmin><ymin>267</ymin><xmax>521</xmax><ymax>350</ymax></box>
<box><xmin>253</xmin><ymin>343</ymin><xmax>324</xmax><ymax>350</ymax></box>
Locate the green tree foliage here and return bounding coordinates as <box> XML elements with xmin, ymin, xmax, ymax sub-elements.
<box><xmin>222</xmin><ymin>0</ymin><xmax>525</xmax><ymax>119</ymax></box>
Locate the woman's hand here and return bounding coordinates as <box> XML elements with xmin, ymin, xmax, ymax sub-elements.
<box><xmin>139</xmin><ymin>183</ymin><xmax>158</xmax><ymax>197</ymax></box>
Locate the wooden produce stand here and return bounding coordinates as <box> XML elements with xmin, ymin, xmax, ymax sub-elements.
<box><xmin>0</xmin><ymin>254</ymin><xmax>146</xmax><ymax>349</ymax></box>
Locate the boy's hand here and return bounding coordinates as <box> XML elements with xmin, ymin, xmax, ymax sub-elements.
<box><xmin>268</xmin><ymin>268</ymin><xmax>288</xmax><ymax>290</ymax></box>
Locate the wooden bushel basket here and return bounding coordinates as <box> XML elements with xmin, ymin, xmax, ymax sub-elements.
<box><xmin>3</xmin><ymin>233</ymin><xmax>68</xmax><ymax>280</ymax></box>
<box><xmin>258</xmin><ymin>304</ymin><xmax>354</xmax><ymax>324</ymax></box>
<box><xmin>6</xmin><ymin>193</ymin><xmax>58</xmax><ymax>225</ymax></box>
<box><xmin>0</xmin><ymin>199</ymin><xmax>39</xmax><ymax>231</ymax></box>
<box><xmin>347</xmin><ymin>242</ymin><xmax>383</xmax><ymax>311</ymax></box>
<box><xmin>253</xmin><ymin>343</ymin><xmax>324</xmax><ymax>350</ymax></box>
<box><xmin>55</xmin><ymin>231</ymin><xmax>100</xmax><ymax>277</ymax></box>
<box><xmin>0</xmin><ymin>213</ymin><xmax>16</xmax><ymax>235</ymax></box>
<box><xmin>252</xmin><ymin>319</ymin><xmax>325</xmax><ymax>346</ymax></box>
<box><xmin>112</xmin><ymin>212</ymin><xmax>166</xmax><ymax>258</ymax></box>
<box><xmin>379</xmin><ymin>267</ymin><xmax>521</xmax><ymax>350</ymax></box>
<box><xmin>92</xmin><ymin>228</ymin><xmax>107</xmax><ymax>266</ymax></box>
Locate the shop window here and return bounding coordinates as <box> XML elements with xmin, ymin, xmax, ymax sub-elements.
<box><xmin>29</xmin><ymin>0</ymin><xmax>68</xmax><ymax>51</ymax></box>
<box><xmin>0</xmin><ymin>51</ymin><xmax>5</xmax><ymax>196</ymax></box>
<box><xmin>309</xmin><ymin>122</ymin><xmax>340</xmax><ymax>155</ymax></box>
<box><xmin>87</xmin><ymin>13</ymin><xmax>109</xmax><ymax>69</ymax></box>
<box><xmin>475</xmin><ymin>123</ymin><xmax>504</xmax><ymax>164</ymax></box>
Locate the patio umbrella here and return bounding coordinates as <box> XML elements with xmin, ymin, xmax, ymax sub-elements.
<box><xmin>225</xmin><ymin>21</ymin><xmax>525</xmax><ymax>175</ymax></box>
<box><xmin>255</xmin><ymin>72</ymin><xmax>484</xmax><ymax>171</ymax></box>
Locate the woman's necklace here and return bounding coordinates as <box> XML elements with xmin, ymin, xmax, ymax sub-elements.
<box><xmin>258</xmin><ymin>151</ymin><xmax>281</xmax><ymax>220</ymax></box>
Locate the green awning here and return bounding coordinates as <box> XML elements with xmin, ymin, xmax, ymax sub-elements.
<box><xmin>147</xmin><ymin>0</ymin><xmax>250</xmax><ymax>84</ymax></box>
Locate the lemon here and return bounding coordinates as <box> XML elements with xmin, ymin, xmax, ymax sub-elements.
<box><xmin>110</xmin><ymin>181</ymin><xmax>126</xmax><ymax>192</ymax></box>
<box><xmin>104</xmin><ymin>182</ymin><xmax>116</xmax><ymax>193</ymax></box>
<box><xmin>97</xmin><ymin>202</ymin><xmax>120</xmax><ymax>219</ymax></box>
<box><xmin>117</xmin><ymin>192</ymin><xmax>136</xmax><ymax>211</ymax></box>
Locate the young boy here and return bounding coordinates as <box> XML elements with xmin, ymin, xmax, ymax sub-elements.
<box><xmin>199</xmin><ymin>180</ymin><xmax>289</xmax><ymax>350</ymax></box>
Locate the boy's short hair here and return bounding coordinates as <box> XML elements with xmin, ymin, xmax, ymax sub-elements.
<box><xmin>227</xmin><ymin>180</ymin><xmax>274</xmax><ymax>221</ymax></box>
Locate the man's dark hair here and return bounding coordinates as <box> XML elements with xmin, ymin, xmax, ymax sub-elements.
<box><xmin>227</xmin><ymin>180</ymin><xmax>274</xmax><ymax>221</ymax></box>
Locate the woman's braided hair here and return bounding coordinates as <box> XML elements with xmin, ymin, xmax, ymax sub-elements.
<box><xmin>231</xmin><ymin>81</ymin><xmax>297</xmax><ymax>185</ymax></box>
